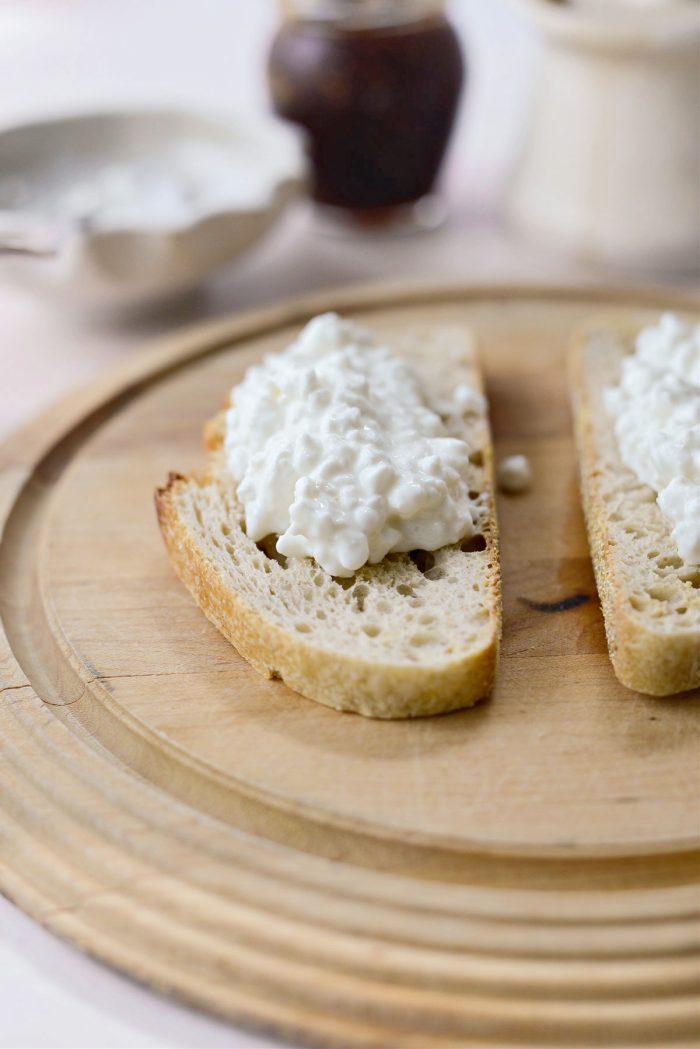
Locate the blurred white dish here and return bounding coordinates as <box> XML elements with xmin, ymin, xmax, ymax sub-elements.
<box><xmin>508</xmin><ymin>0</ymin><xmax>700</xmax><ymax>272</ymax></box>
<box><xmin>0</xmin><ymin>109</ymin><xmax>304</xmax><ymax>307</ymax></box>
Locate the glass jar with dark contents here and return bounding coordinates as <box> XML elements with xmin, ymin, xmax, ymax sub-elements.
<box><xmin>268</xmin><ymin>0</ymin><xmax>464</xmax><ymax>226</ymax></box>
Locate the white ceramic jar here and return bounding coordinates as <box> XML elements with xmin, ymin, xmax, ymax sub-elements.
<box><xmin>508</xmin><ymin>0</ymin><xmax>700</xmax><ymax>272</ymax></box>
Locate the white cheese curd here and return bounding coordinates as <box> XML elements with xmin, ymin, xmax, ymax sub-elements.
<box><xmin>224</xmin><ymin>313</ymin><xmax>485</xmax><ymax>577</ymax></box>
<box><xmin>497</xmin><ymin>454</ymin><xmax>532</xmax><ymax>494</ymax></box>
<box><xmin>604</xmin><ymin>312</ymin><xmax>700</xmax><ymax>565</ymax></box>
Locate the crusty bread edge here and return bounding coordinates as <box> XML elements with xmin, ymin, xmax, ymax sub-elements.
<box><xmin>568</xmin><ymin>317</ymin><xmax>700</xmax><ymax>696</ymax></box>
<box><xmin>155</xmin><ymin>469</ymin><xmax>499</xmax><ymax>718</ymax></box>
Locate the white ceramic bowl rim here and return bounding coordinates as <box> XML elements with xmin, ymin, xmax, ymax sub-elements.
<box><xmin>0</xmin><ymin>106</ymin><xmax>306</xmax><ymax>306</ymax></box>
<box><xmin>0</xmin><ymin>105</ymin><xmax>305</xmax><ymax>238</ymax></box>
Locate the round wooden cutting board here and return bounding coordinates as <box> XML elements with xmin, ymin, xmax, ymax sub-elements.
<box><xmin>1</xmin><ymin>283</ymin><xmax>699</xmax><ymax>1049</ymax></box>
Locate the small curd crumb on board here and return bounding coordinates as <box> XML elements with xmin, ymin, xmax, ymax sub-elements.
<box><xmin>497</xmin><ymin>454</ymin><xmax>532</xmax><ymax>494</ymax></box>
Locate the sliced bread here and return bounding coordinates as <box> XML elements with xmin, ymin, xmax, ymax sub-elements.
<box><xmin>569</xmin><ymin>316</ymin><xmax>700</xmax><ymax>696</ymax></box>
<box><xmin>156</xmin><ymin>324</ymin><xmax>500</xmax><ymax>718</ymax></box>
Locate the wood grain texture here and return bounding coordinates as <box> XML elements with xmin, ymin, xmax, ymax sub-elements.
<box><xmin>1</xmin><ymin>283</ymin><xmax>699</xmax><ymax>1048</ymax></box>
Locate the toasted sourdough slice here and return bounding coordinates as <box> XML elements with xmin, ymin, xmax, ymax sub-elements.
<box><xmin>569</xmin><ymin>315</ymin><xmax>700</xmax><ymax>696</ymax></box>
<box><xmin>156</xmin><ymin>325</ymin><xmax>500</xmax><ymax>718</ymax></box>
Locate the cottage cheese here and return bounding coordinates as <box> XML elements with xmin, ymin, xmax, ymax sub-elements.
<box><xmin>224</xmin><ymin>313</ymin><xmax>484</xmax><ymax>576</ymax></box>
<box><xmin>497</xmin><ymin>454</ymin><xmax>532</xmax><ymax>494</ymax></box>
<box><xmin>605</xmin><ymin>312</ymin><xmax>700</xmax><ymax>565</ymax></box>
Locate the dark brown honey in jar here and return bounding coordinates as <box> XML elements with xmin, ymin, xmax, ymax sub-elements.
<box><xmin>268</xmin><ymin>0</ymin><xmax>464</xmax><ymax>223</ymax></box>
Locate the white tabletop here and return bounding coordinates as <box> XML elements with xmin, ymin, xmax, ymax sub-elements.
<box><xmin>0</xmin><ymin>2</ymin><xmax>689</xmax><ymax>1047</ymax></box>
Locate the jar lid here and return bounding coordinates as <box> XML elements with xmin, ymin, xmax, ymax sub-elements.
<box><xmin>280</xmin><ymin>0</ymin><xmax>444</xmax><ymax>28</ymax></box>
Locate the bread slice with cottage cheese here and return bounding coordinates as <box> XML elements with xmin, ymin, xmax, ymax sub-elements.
<box><xmin>569</xmin><ymin>315</ymin><xmax>700</xmax><ymax>696</ymax></box>
<box><xmin>156</xmin><ymin>324</ymin><xmax>500</xmax><ymax>718</ymax></box>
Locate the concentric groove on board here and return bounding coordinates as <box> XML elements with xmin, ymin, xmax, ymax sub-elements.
<box><xmin>1</xmin><ymin>732</ymin><xmax>699</xmax><ymax>1049</ymax></box>
<box><xmin>4</xmin><ymin>688</ymin><xmax>699</xmax><ymax>963</ymax></box>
